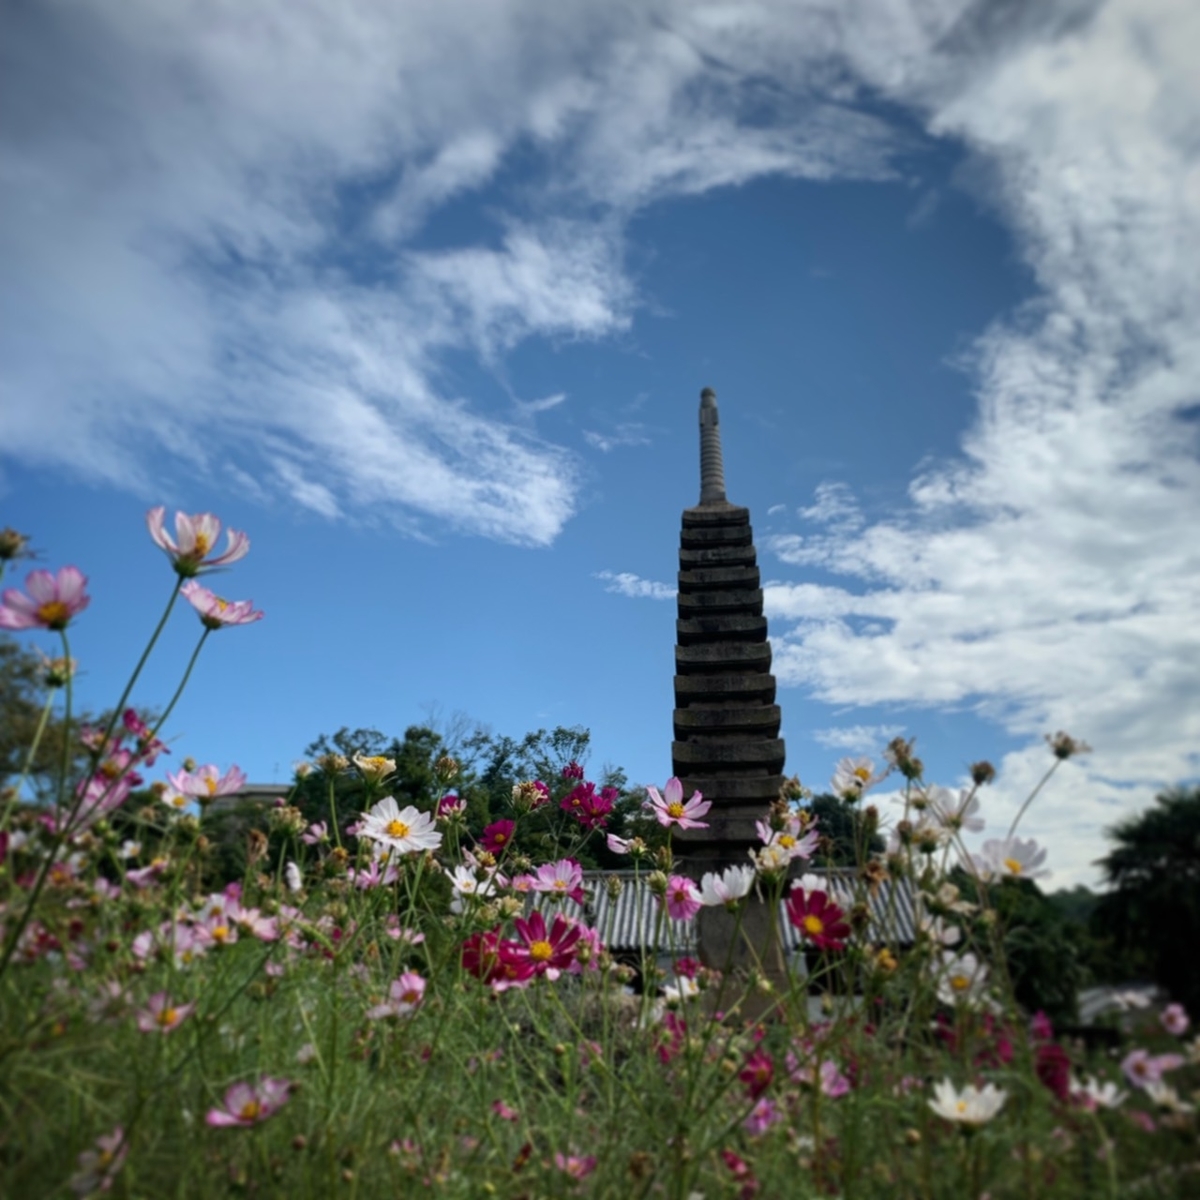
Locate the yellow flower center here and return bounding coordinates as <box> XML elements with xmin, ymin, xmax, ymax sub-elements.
<box><xmin>238</xmin><ymin>1100</ymin><xmax>261</xmax><ymax>1121</ymax></box>
<box><xmin>553</xmin><ymin>880</ymin><xmax>568</xmax><ymax>891</ymax></box>
<box><xmin>211</xmin><ymin>925</ymin><xmax>230</xmax><ymax>942</ymax></box>
<box><xmin>157</xmin><ymin>1007</ymin><xmax>178</xmax><ymax>1026</ymax></box>
<box><xmin>493</xmin><ymin>832</ymin><xmax>507</xmax><ymax>844</ymax></box>
<box><xmin>529</xmin><ymin>940</ymin><xmax>553</xmax><ymax>962</ymax></box>
<box><xmin>779</xmin><ymin>834</ymin><xmax>796</xmax><ymax>849</ymax></box>
<box><xmin>853</xmin><ymin>766</ymin><xmax>871</xmax><ymax>782</ymax></box>
<box><xmin>386</xmin><ymin>819</ymin><xmax>410</xmax><ymax>839</ymax></box>
<box><xmin>956</xmin><ymin>1100</ymin><xmax>968</xmax><ymax>1114</ymax></box>
<box><xmin>205</xmin><ymin>778</ymin><xmax>218</xmax><ymax>795</ymax></box>
<box><xmin>36</xmin><ymin>600</ymin><xmax>71</xmax><ymax>627</ymax></box>
<box><xmin>97</xmin><ymin>1149</ymin><xmax>115</xmax><ymax>1167</ymax></box>
<box><xmin>214</xmin><ymin>597</ymin><xmax>229</xmax><ymax>611</ymax></box>
<box><xmin>401</xmin><ymin>989</ymin><xmax>421</xmax><ymax>1004</ymax></box>
<box><xmin>666</xmin><ymin>802</ymin><xmax>685</xmax><ymax>818</ymax></box>
<box><xmin>1003</xmin><ymin>857</ymin><xmax>1023</xmax><ymax>874</ymax></box>
<box><xmin>803</xmin><ymin>914</ymin><xmax>825</xmax><ymax>937</ymax></box>
<box><xmin>193</xmin><ymin>533</ymin><xmax>211</xmax><ymax>557</ymax></box>
<box><xmin>951</xmin><ymin>974</ymin><xmax>970</xmax><ymax>992</ymax></box>
<box><xmin>171</xmin><ymin>794</ymin><xmax>187</xmax><ymax>808</ymax></box>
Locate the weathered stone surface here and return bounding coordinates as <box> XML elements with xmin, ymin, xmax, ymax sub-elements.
<box><xmin>678</xmin><ymin>565</ymin><xmax>761</xmax><ymax>591</ymax></box>
<box><xmin>681</xmin><ymin>524</ymin><xmax>752</xmax><ymax>548</ymax></box>
<box><xmin>676</xmin><ymin>614</ymin><xmax>768</xmax><ymax>644</ymax></box>
<box><xmin>675</xmin><ymin>642</ymin><xmax>773</xmax><ymax>672</ymax></box>
<box><xmin>679</xmin><ymin>774</ymin><xmax>785</xmax><ymax>803</ymax></box>
<box><xmin>677</xmin><ymin>589</ymin><xmax>763</xmax><ymax>616</ymax></box>
<box><xmin>673</xmin><ymin>738</ymin><xmax>786</xmax><ymax>772</ymax></box>
<box><xmin>682</xmin><ymin>504</ymin><xmax>750</xmax><ymax>526</ymax></box>
<box><xmin>674</xmin><ymin>705</ymin><xmax>781</xmax><ymax>737</ymax></box>
<box><xmin>679</xmin><ymin>544</ymin><xmax>757</xmax><ymax>568</ymax></box>
<box><xmin>675</xmin><ymin>674</ymin><xmax>777</xmax><ymax>704</ymax></box>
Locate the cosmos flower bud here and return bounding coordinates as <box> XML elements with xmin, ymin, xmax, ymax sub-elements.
<box><xmin>433</xmin><ymin>755</ymin><xmax>460</xmax><ymax>782</ymax></box>
<box><xmin>1046</xmin><ymin>731</ymin><xmax>1090</xmax><ymax>760</ymax></box>
<box><xmin>0</xmin><ymin>527</ymin><xmax>30</xmax><ymax>562</ymax></box>
<box><xmin>647</xmin><ymin>870</ymin><xmax>669</xmax><ymax>897</ymax></box>
<box><xmin>969</xmin><ymin>761</ymin><xmax>996</xmax><ymax>785</ymax></box>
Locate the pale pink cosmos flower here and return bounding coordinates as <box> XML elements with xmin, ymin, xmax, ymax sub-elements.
<box><xmin>533</xmin><ymin>858</ymin><xmax>585</xmax><ymax>902</ymax></box>
<box><xmin>180</xmin><ymin>580</ymin><xmax>264</xmax><ymax>629</ymax></box>
<box><xmin>0</xmin><ymin>566</ymin><xmax>90</xmax><ymax>631</ymax></box>
<box><xmin>168</xmin><ymin>763</ymin><xmax>247</xmax><ymax>800</ymax></box>
<box><xmin>819</xmin><ymin>1060</ymin><xmax>851</xmax><ymax>1097</ymax></box>
<box><xmin>492</xmin><ymin>1100</ymin><xmax>519</xmax><ymax>1121</ymax></box>
<box><xmin>347</xmin><ymin>857</ymin><xmax>400</xmax><ymax>889</ymax></box>
<box><xmin>1122</xmin><ymin>1048</ymin><xmax>1184</xmax><ymax>1090</ymax></box>
<box><xmin>206</xmin><ymin>1078</ymin><xmax>292</xmax><ymax>1127</ymax></box>
<box><xmin>366</xmin><ymin>971</ymin><xmax>426</xmax><ymax>1020</ymax></box>
<box><xmin>645</xmin><ymin>777</ymin><xmax>711</xmax><ymax>829</ymax></box>
<box><xmin>69</xmin><ymin>1126</ymin><xmax>127</xmax><ymax>1195</ymax></box>
<box><xmin>301</xmin><ymin>821</ymin><xmax>328</xmax><ymax>845</ymax></box>
<box><xmin>743</xmin><ymin>1097</ymin><xmax>783</xmax><ymax>1136</ymax></box>
<box><xmin>146</xmin><ymin>507</ymin><xmax>249</xmax><ymax>577</ymax></box>
<box><xmin>554</xmin><ymin>1153</ymin><xmax>597</xmax><ymax>1181</ymax></box>
<box><xmin>753</xmin><ymin>816</ymin><xmax>819</xmax><ymax>861</ymax></box>
<box><xmin>664</xmin><ymin>875</ymin><xmax>701</xmax><ymax>921</ymax></box>
<box><xmin>136</xmin><ymin>991</ymin><xmax>195</xmax><ymax>1034</ymax></box>
<box><xmin>974</xmin><ymin>836</ymin><xmax>1050</xmax><ymax>882</ymax></box>
<box><xmin>1161</xmin><ymin>1003</ymin><xmax>1190</xmax><ymax>1036</ymax></box>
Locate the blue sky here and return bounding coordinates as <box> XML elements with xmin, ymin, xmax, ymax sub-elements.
<box><xmin>3</xmin><ymin>0</ymin><xmax>1198</xmax><ymax>887</ymax></box>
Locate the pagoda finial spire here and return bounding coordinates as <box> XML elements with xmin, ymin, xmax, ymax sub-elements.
<box><xmin>699</xmin><ymin>387</ymin><xmax>727</xmax><ymax>504</ymax></box>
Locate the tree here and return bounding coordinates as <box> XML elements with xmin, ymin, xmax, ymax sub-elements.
<box><xmin>1093</xmin><ymin>787</ymin><xmax>1200</xmax><ymax>1013</ymax></box>
<box><xmin>808</xmin><ymin>793</ymin><xmax>884</xmax><ymax>866</ymax></box>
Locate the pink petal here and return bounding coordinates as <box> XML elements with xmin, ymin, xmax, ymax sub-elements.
<box><xmin>24</xmin><ymin>570</ymin><xmax>58</xmax><ymax>603</ymax></box>
<box><xmin>664</xmin><ymin>777</ymin><xmax>683</xmax><ymax>806</ymax></box>
<box><xmin>146</xmin><ymin>506</ymin><xmax>176</xmax><ymax>552</ymax></box>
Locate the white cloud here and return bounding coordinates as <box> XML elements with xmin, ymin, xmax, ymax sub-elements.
<box><xmin>763</xmin><ymin>0</ymin><xmax>1200</xmax><ymax>885</ymax></box>
<box><xmin>595</xmin><ymin>571</ymin><xmax>677</xmax><ymax>600</ymax></box>
<box><xmin>583</xmin><ymin>424</ymin><xmax>653</xmax><ymax>453</ymax></box>
<box><xmin>812</xmin><ymin>724</ymin><xmax>906</xmax><ymax>752</ymax></box>
<box><xmin>0</xmin><ymin>0</ymin><xmax>907</xmax><ymax>544</ymax></box>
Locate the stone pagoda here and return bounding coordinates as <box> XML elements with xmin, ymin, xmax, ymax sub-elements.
<box><xmin>673</xmin><ymin>387</ymin><xmax>786</xmax><ymax>872</ymax></box>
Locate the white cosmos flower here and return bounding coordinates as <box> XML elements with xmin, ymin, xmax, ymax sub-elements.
<box><xmin>698</xmin><ymin>865</ymin><xmax>755</xmax><ymax>908</ymax></box>
<box><xmin>918</xmin><ymin>914</ymin><xmax>962</xmax><ymax>947</ymax></box>
<box><xmin>358</xmin><ymin>797</ymin><xmax>442</xmax><ymax>856</ymax></box>
<box><xmin>936</xmin><ymin>951</ymin><xmax>990</xmax><ymax>1008</ymax></box>
<box><xmin>750</xmin><ymin>842</ymin><xmax>791</xmax><ymax>874</ymax></box>
<box><xmin>662</xmin><ymin>976</ymin><xmax>699</xmax><ymax>1004</ymax></box>
<box><xmin>284</xmin><ymin>861</ymin><xmax>302</xmax><ymax>893</ymax></box>
<box><xmin>927</xmin><ymin>786</ymin><xmax>985</xmax><ymax>833</ymax></box>
<box><xmin>1070</xmin><ymin>1074</ymin><xmax>1127</xmax><ymax>1110</ymax></box>
<box><xmin>831</xmin><ymin>756</ymin><xmax>882</xmax><ymax>800</ymax></box>
<box><xmin>446</xmin><ymin>864</ymin><xmax>496</xmax><ymax>913</ymax></box>
<box><xmin>928</xmin><ymin>1079</ymin><xmax>1006</xmax><ymax>1126</ymax></box>
<box><xmin>974</xmin><ymin>836</ymin><xmax>1050</xmax><ymax>882</ymax></box>
<box><xmin>1145</xmin><ymin>1081</ymin><xmax>1195</xmax><ymax>1114</ymax></box>
<box><xmin>353</xmin><ymin>754</ymin><xmax>397</xmax><ymax>783</ymax></box>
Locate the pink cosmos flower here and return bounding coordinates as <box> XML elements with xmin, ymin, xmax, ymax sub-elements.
<box><xmin>753</xmin><ymin>815</ymin><xmax>819</xmax><ymax>860</ymax></box>
<box><xmin>743</xmin><ymin>1097</ymin><xmax>783</xmax><ymax>1136</ymax></box>
<box><xmin>1161</xmin><ymin>1003</ymin><xmax>1190</xmax><ymax>1036</ymax></box>
<box><xmin>554</xmin><ymin>1153</ymin><xmax>597</xmax><ymax>1181</ymax></box>
<box><xmin>168</xmin><ymin>763</ymin><xmax>247</xmax><ymax>799</ymax></box>
<box><xmin>347</xmin><ymin>856</ymin><xmax>400</xmax><ymax>889</ymax></box>
<box><xmin>561</xmin><ymin>761</ymin><xmax>585</xmax><ymax>780</ymax></box>
<box><xmin>366</xmin><ymin>971</ymin><xmax>426</xmax><ymax>1020</ymax></box>
<box><xmin>492</xmin><ymin>1100</ymin><xmax>519</xmax><ymax>1121</ymax></box>
<box><xmin>664</xmin><ymin>875</ymin><xmax>701</xmax><ymax>921</ymax></box>
<box><xmin>480</xmin><ymin>819</ymin><xmax>515</xmax><ymax>855</ymax></box>
<box><xmin>136</xmin><ymin>991</ymin><xmax>196</xmax><ymax>1034</ymax></box>
<box><xmin>206</xmin><ymin>1078</ymin><xmax>291</xmax><ymax>1127</ymax></box>
<box><xmin>146</xmin><ymin>507</ymin><xmax>249</xmax><ymax>577</ymax></box>
<box><xmin>1122</xmin><ymin>1048</ymin><xmax>1185</xmax><ymax>1089</ymax></box>
<box><xmin>301</xmin><ymin>821</ymin><xmax>328</xmax><ymax>845</ymax></box>
<box><xmin>785</xmin><ymin>888</ymin><xmax>850</xmax><ymax>951</ymax></box>
<box><xmin>180</xmin><ymin>580</ymin><xmax>264</xmax><ymax>629</ymax></box>
<box><xmin>819</xmin><ymin>1059</ymin><xmax>852</xmax><ymax>1098</ymax></box>
<box><xmin>437</xmin><ymin>793</ymin><xmax>466</xmax><ymax>820</ymax></box>
<box><xmin>121</xmin><ymin>709</ymin><xmax>169</xmax><ymax>764</ymax></box>
<box><xmin>508</xmin><ymin>911</ymin><xmax>582</xmax><ymax>977</ymax></box>
<box><xmin>0</xmin><ymin>566</ymin><xmax>90</xmax><ymax>631</ymax></box>
<box><xmin>533</xmin><ymin>858</ymin><xmax>585</xmax><ymax>903</ymax></box>
<box><xmin>645</xmin><ymin>777</ymin><xmax>711</xmax><ymax>829</ymax></box>
<box><xmin>69</xmin><ymin>1126</ymin><xmax>127</xmax><ymax>1195</ymax></box>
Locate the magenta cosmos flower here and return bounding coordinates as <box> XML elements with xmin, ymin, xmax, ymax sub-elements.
<box><xmin>559</xmin><ymin>782</ymin><xmax>614</xmax><ymax>829</ymax></box>
<box><xmin>785</xmin><ymin>887</ymin><xmax>850</xmax><ymax>951</ymax></box>
<box><xmin>508</xmin><ymin>911</ymin><xmax>582</xmax><ymax>976</ymax></box>
<box><xmin>0</xmin><ymin>566</ymin><xmax>90</xmax><ymax>631</ymax></box>
<box><xmin>664</xmin><ymin>875</ymin><xmax>702</xmax><ymax>921</ymax></box>
<box><xmin>645</xmin><ymin>777</ymin><xmax>711</xmax><ymax>830</ymax></box>
<box><xmin>479</xmin><ymin>819</ymin><xmax>515</xmax><ymax>855</ymax></box>
<box><xmin>168</xmin><ymin>763</ymin><xmax>247</xmax><ymax>799</ymax></box>
<box><xmin>206</xmin><ymin>1078</ymin><xmax>292</xmax><ymax>1127</ymax></box>
<box><xmin>180</xmin><ymin>581</ymin><xmax>264</xmax><ymax>630</ymax></box>
<box><xmin>146</xmin><ymin>507</ymin><xmax>249</xmax><ymax>577</ymax></box>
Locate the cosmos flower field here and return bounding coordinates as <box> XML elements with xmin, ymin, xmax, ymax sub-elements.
<box><xmin>1</xmin><ymin>513</ymin><xmax>1197</xmax><ymax>1198</ymax></box>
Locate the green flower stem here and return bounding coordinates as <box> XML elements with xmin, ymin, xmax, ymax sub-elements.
<box><xmin>146</xmin><ymin>627</ymin><xmax>210</xmax><ymax>744</ymax></box>
<box><xmin>91</xmin><ymin>576</ymin><xmax>182</xmax><ymax>760</ymax></box>
<box><xmin>1004</xmin><ymin>758</ymin><xmax>1063</xmax><ymax>843</ymax></box>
